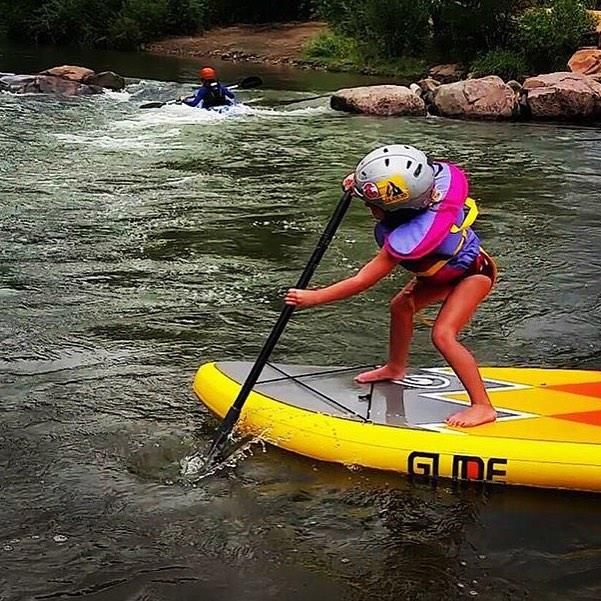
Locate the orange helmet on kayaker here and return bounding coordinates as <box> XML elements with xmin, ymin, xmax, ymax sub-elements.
<box><xmin>199</xmin><ymin>67</ymin><xmax>217</xmax><ymax>81</ymax></box>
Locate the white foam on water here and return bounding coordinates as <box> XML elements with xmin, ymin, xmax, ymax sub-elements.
<box><xmin>0</xmin><ymin>90</ymin><xmax>40</xmax><ymax>98</ymax></box>
<box><xmin>248</xmin><ymin>104</ymin><xmax>330</xmax><ymax>118</ymax></box>
<box><xmin>114</xmin><ymin>101</ymin><xmax>329</xmax><ymax>131</ymax></box>
<box><xmin>179</xmin><ymin>436</ymin><xmax>266</xmax><ymax>482</ymax></box>
<box><xmin>54</xmin><ymin>127</ymin><xmax>184</xmax><ymax>151</ymax></box>
<box><xmin>102</xmin><ymin>89</ymin><xmax>132</xmax><ymax>102</ymax></box>
<box><xmin>51</xmin><ymin>96</ymin><xmax>330</xmax><ymax>153</ymax></box>
<box><xmin>118</xmin><ymin>102</ymin><xmax>252</xmax><ymax>128</ymax></box>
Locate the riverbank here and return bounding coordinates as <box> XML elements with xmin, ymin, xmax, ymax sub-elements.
<box><xmin>145</xmin><ymin>22</ymin><xmax>428</xmax><ymax>80</ymax></box>
<box><xmin>147</xmin><ymin>22</ymin><xmax>327</xmax><ymax>68</ymax></box>
<box><xmin>146</xmin><ymin>10</ymin><xmax>601</xmax><ymax>82</ymax></box>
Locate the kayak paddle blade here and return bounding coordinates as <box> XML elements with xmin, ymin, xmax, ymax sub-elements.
<box><xmin>237</xmin><ymin>76</ymin><xmax>263</xmax><ymax>89</ymax></box>
<box><xmin>139</xmin><ymin>101</ymin><xmax>166</xmax><ymax>109</ymax></box>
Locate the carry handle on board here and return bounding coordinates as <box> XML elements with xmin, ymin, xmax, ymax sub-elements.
<box><xmin>205</xmin><ymin>188</ymin><xmax>354</xmax><ymax>465</ymax></box>
<box><xmin>139</xmin><ymin>76</ymin><xmax>263</xmax><ymax>109</ymax></box>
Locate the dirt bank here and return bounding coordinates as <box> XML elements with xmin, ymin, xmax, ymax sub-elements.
<box><xmin>146</xmin><ymin>22</ymin><xmax>327</xmax><ymax>68</ymax></box>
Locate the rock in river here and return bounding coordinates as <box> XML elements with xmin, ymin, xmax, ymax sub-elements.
<box><xmin>431</xmin><ymin>76</ymin><xmax>518</xmax><ymax>120</ymax></box>
<box><xmin>39</xmin><ymin>65</ymin><xmax>95</xmax><ymax>82</ymax></box>
<box><xmin>1</xmin><ymin>74</ymin><xmax>102</xmax><ymax>96</ymax></box>
<box><xmin>523</xmin><ymin>71</ymin><xmax>601</xmax><ymax>119</ymax></box>
<box><xmin>330</xmin><ymin>85</ymin><xmax>426</xmax><ymax>116</ymax></box>
<box><xmin>83</xmin><ymin>71</ymin><xmax>126</xmax><ymax>91</ymax></box>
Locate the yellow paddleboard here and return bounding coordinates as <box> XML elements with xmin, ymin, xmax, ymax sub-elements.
<box><xmin>193</xmin><ymin>362</ymin><xmax>601</xmax><ymax>492</ymax></box>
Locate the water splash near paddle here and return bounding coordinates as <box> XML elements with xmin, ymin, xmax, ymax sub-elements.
<box><xmin>180</xmin><ymin>435</ymin><xmax>266</xmax><ymax>482</ymax></box>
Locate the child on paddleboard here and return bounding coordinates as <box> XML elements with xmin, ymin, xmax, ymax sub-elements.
<box><xmin>285</xmin><ymin>145</ymin><xmax>497</xmax><ymax>428</ymax></box>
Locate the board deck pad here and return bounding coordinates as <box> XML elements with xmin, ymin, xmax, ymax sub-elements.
<box><xmin>216</xmin><ymin>362</ymin><xmax>521</xmax><ymax>432</ymax></box>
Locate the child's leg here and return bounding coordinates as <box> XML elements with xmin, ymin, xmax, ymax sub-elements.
<box><xmin>430</xmin><ymin>274</ymin><xmax>496</xmax><ymax>427</ymax></box>
<box><xmin>355</xmin><ymin>279</ymin><xmax>451</xmax><ymax>383</ymax></box>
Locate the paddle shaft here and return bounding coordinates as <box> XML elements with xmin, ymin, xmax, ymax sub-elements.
<box><xmin>206</xmin><ymin>189</ymin><xmax>354</xmax><ymax>462</ymax></box>
<box><xmin>279</xmin><ymin>93</ymin><xmax>330</xmax><ymax>106</ymax></box>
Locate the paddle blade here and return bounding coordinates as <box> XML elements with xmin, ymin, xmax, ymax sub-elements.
<box><xmin>237</xmin><ymin>76</ymin><xmax>263</xmax><ymax>89</ymax></box>
<box><xmin>205</xmin><ymin>403</ymin><xmax>243</xmax><ymax>466</ymax></box>
<box><xmin>139</xmin><ymin>101</ymin><xmax>166</xmax><ymax>109</ymax></box>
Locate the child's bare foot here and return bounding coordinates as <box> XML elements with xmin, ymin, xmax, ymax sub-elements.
<box><xmin>355</xmin><ymin>365</ymin><xmax>406</xmax><ymax>383</ymax></box>
<box><xmin>445</xmin><ymin>405</ymin><xmax>497</xmax><ymax>428</ymax></box>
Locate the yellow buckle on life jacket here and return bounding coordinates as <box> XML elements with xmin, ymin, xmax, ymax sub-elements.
<box><xmin>450</xmin><ymin>197</ymin><xmax>478</xmax><ymax>234</ymax></box>
<box><xmin>414</xmin><ymin>230</ymin><xmax>467</xmax><ymax>277</ymax></box>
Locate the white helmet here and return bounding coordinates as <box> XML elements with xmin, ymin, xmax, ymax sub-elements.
<box><xmin>353</xmin><ymin>145</ymin><xmax>435</xmax><ymax>211</ymax></box>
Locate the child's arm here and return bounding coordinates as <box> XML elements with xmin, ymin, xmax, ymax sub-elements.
<box><xmin>285</xmin><ymin>247</ymin><xmax>398</xmax><ymax>308</ymax></box>
<box><xmin>181</xmin><ymin>88</ymin><xmax>204</xmax><ymax>107</ymax></box>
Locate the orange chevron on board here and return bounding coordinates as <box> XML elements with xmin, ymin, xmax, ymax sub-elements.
<box><xmin>554</xmin><ymin>409</ymin><xmax>601</xmax><ymax>427</ymax></box>
<box><xmin>546</xmin><ymin>381</ymin><xmax>601</xmax><ymax>399</ymax></box>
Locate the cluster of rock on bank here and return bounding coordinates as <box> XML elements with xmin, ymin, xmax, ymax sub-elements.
<box><xmin>331</xmin><ymin>50</ymin><xmax>601</xmax><ymax>122</ymax></box>
<box><xmin>0</xmin><ymin>65</ymin><xmax>126</xmax><ymax>96</ymax></box>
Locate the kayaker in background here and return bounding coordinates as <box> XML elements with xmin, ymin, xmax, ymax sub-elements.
<box><xmin>285</xmin><ymin>145</ymin><xmax>498</xmax><ymax>428</ymax></box>
<box><xmin>180</xmin><ymin>67</ymin><xmax>236</xmax><ymax>109</ymax></box>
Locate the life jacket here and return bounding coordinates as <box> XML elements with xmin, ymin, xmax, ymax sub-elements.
<box><xmin>375</xmin><ymin>162</ymin><xmax>481</xmax><ymax>283</ymax></box>
<box><xmin>202</xmin><ymin>81</ymin><xmax>228</xmax><ymax>108</ymax></box>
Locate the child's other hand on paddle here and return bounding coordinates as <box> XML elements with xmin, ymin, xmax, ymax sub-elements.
<box><xmin>285</xmin><ymin>288</ymin><xmax>321</xmax><ymax>308</ymax></box>
<box><xmin>341</xmin><ymin>172</ymin><xmax>355</xmax><ymax>191</ymax></box>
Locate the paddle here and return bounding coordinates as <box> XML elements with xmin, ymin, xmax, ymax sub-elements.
<box><xmin>139</xmin><ymin>76</ymin><xmax>263</xmax><ymax>109</ymax></box>
<box><xmin>139</xmin><ymin>99</ymin><xmax>180</xmax><ymax>109</ymax></box>
<box><xmin>228</xmin><ymin>75</ymin><xmax>263</xmax><ymax>90</ymax></box>
<box><xmin>277</xmin><ymin>93</ymin><xmax>330</xmax><ymax>106</ymax></box>
<box><xmin>204</xmin><ymin>188</ymin><xmax>354</xmax><ymax>466</ymax></box>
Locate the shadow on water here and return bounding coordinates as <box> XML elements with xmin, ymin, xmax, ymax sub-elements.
<box><xmin>0</xmin><ymin>38</ymin><xmax>600</xmax><ymax>601</ymax></box>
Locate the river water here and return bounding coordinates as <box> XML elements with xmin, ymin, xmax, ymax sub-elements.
<box><xmin>1</xmin><ymin>42</ymin><xmax>600</xmax><ymax>601</ymax></box>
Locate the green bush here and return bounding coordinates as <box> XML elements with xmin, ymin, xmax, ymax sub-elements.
<box><xmin>471</xmin><ymin>49</ymin><xmax>529</xmax><ymax>80</ymax></box>
<box><xmin>0</xmin><ymin>0</ymin><xmax>312</xmax><ymax>48</ymax></box>
<box><xmin>0</xmin><ymin>0</ymin><xmax>209</xmax><ymax>47</ymax></box>
<box><xmin>315</xmin><ymin>0</ymin><xmax>430</xmax><ymax>57</ymax></box>
<box><xmin>302</xmin><ymin>29</ymin><xmax>427</xmax><ymax>77</ymax></box>
<box><xmin>209</xmin><ymin>0</ymin><xmax>314</xmax><ymax>25</ymax></box>
<box><xmin>517</xmin><ymin>0</ymin><xmax>596</xmax><ymax>72</ymax></box>
<box><xmin>29</xmin><ymin>0</ymin><xmax>122</xmax><ymax>46</ymax></box>
<box><xmin>110</xmin><ymin>0</ymin><xmax>209</xmax><ymax>48</ymax></box>
<box><xmin>429</xmin><ymin>0</ymin><xmax>525</xmax><ymax>61</ymax></box>
<box><xmin>313</xmin><ymin>0</ymin><xmax>361</xmax><ymax>35</ymax></box>
<box><xmin>364</xmin><ymin>0</ymin><xmax>431</xmax><ymax>57</ymax></box>
<box><xmin>303</xmin><ymin>30</ymin><xmax>361</xmax><ymax>63</ymax></box>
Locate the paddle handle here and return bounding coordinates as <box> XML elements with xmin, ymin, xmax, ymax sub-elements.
<box><xmin>206</xmin><ymin>189</ymin><xmax>354</xmax><ymax>461</ymax></box>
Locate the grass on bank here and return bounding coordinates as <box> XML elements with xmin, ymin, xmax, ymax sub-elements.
<box><xmin>302</xmin><ymin>30</ymin><xmax>428</xmax><ymax>82</ymax></box>
<box><xmin>303</xmin><ymin>1</ymin><xmax>597</xmax><ymax>82</ymax></box>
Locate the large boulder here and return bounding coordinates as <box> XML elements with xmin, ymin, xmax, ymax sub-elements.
<box><xmin>0</xmin><ymin>74</ymin><xmax>38</xmax><ymax>92</ymax></box>
<box><xmin>523</xmin><ymin>72</ymin><xmax>601</xmax><ymax>119</ymax></box>
<box><xmin>37</xmin><ymin>76</ymin><xmax>102</xmax><ymax>95</ymax></box>
<box><xmin>13</xmin><ymin>75</ymin><xmax>102</xmax><ymax>96</ymax></box>
<box><xmin>431</xmin><ymin>76</ymin><xmax>518</xmax><ymax>120</ymax></box>
<box><xmin>428</xmin><ymin>64</ymin><xmax>465</xmax><ymax>84</ymax></box>
<box><xmin>330</xmin><ymin>85</ymin><xmax>426</xmax><ymax>116</ymax></box>
<box><xmin>568</xmin><ymin>48</ymin><xmax>601</xmax><ymax>76</ymax></box>
<box><xmin>39</xmin><ymin>65</ymin><xmax>95</xmax><ymax>82</ymax></box>
<box><xmin>83</xmin><ymin>71</ymin><xmax>125</xmax><ymax>91</ymax></box>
